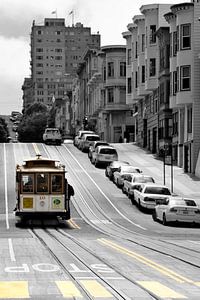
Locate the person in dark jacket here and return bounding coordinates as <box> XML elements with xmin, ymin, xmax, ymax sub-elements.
<box><xmin>65</xmin><ymin>179</ymin><xmax>74</xmax><ymax>200</ymax></box>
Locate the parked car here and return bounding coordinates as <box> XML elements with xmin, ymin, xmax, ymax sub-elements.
<box><xmin>134</xmin><ymin>183</ymin><xmax>171</xmax><ymax>210</ymax></box>
<box><xmin>113</xmin><ymin>165</ymin><xmax>143</xmax><ymax>187</ymax></box>
<box><xmin>79</xmin><ymin>134</ymin><xmax>100</xmax><ymax>152</ymax></box>
<box><xmin>122</xmin><ymin>174</ymin><xmax>155</xmax><ymax>201</ymax></box>
<box><xmin>91</xmin><ymin>145</ymin><xmax>118</xmax><ymax>167</ymax></box>
<box><xmin>105</xmin><ymin>161</ymin><xmax>130</xmax><ymax>180</ymax></box>
<box><xmin>153</xmin><ymin>197</ymin><xmax>200</xmax><ymax>225</ymax></box>
<box><xmin>74</xmin><ymin>130</ymin><xmax>94</xmax><ymax>147</ymax></box>
<box><xmin>88</xmin><ymin>140</ymin><xmax>110</xmax><ymax>160</ymax></box>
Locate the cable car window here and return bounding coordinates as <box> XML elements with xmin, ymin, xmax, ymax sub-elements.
<box><xmin>36</xmin><ymin>173</ymin><xmax>49</xmax><ymax>193</ymax></box>
<box><xmin>22</xmin><ymin>174</ymin><xmax>34</xmax><ymax>193</ymax></box>
<box><xmin>51</xmin><ymin>174</ymin><xmax>63</xmax><ymax>193</ymax></box>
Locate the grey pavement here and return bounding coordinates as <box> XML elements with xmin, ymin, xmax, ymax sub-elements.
<box><xmin>113</xmin><ymin>142</ymin><xmax>200</xmax><ymax>202</ymax></box>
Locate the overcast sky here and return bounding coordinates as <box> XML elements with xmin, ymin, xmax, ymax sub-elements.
<box><xmin>0</xmin><ymin>0</ymin><xmax>186</xmax><ymax>115</ymax></box>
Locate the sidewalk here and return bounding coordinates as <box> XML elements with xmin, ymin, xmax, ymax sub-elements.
<box><xmin>113</xmin><ymin>142</ymin><xmax>200</xmax><ymax>201</ymax></box>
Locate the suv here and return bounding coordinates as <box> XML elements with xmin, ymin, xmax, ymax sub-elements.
<box><xmin>88</xmin><ymin>140</ymin><xmax>110</xmax><ymax>160</ymax></box>
<box><xmin>43</xmin><ymin>128</ymin><xmax>62</xmax><ymax>145</ymax></box>
<box><xmin>79</xmin><ymin>134</ymin><xmax>100</xmax><ymax>152</ymax></box>
<box><xmin>91</xmin><ymin>145</ymin><xmax>118</xmax><ymax>167</ymax></box>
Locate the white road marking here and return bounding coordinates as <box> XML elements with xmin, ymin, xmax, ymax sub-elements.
<box><xmin>4</xmin><ymin>144</ymin><xmax>9</xmax><ymax>229</ymax></box>
<box><xmin>8</xmin><ymin>238</ymin><xmax>16</xmax><ymax>262</ymax></box>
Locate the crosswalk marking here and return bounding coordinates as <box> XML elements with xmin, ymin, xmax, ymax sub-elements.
<box><xmin>56</xmin><ymin>281</ymin><xmax>82</xmax><ymax>297</ymax></box>
<box><xmin>0</xmin><ymin>280</ymin><xmax>192</xmax><ymax>298</ymax></box>
<box><xmin>137</xmin><ymin>281</ymin><xmax>187</xmax><ymax>298</ymax></box>
<box><xmin>80</xmin><ymin>280</ymin><xmax>113</xmax><ymax>297</ymax></box>
<box><xmin>0</xmin><ymin>281</ymin><xmax>29</xmax><ymax>298</ymax></box>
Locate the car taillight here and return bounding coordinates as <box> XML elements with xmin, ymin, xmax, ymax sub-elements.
<box><xmin>195</xmin><ymin>209</ymin><xmax>200</xmax><ymax>214</ymax></box>
<box><xmin>169</xmin><ymin>208</ymin><xmax>177</xmax><ymax>212</ymax></box>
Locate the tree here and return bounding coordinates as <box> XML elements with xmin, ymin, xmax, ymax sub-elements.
<box><xmin>0</xmin><ymin>117</ymin><xmax>9</xmax><ymax>142</ymax></box>
<box><xmin>17</xmin><ymin>103</ymin><xmax>48</xmax><ymax>142</ymax></box>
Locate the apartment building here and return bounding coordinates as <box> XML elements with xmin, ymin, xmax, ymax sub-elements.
<box><xmin>74</xmin><ymin>45</ymin><xmax>132</xmax><ymax>142</ymax></box>
<box><xmin>164</xmin><ymin>0</ymin><xmax>200</xmax><ymax>174</ymax></box>
<box><xmin>123</xmin><ymin>1</ymin><xmax>200</xmax><ymax>176</ymax></box>
<box><xmin>29</xmin><ymin>18</ymin><xmax>100</xmax><ymax>107</ymax></box>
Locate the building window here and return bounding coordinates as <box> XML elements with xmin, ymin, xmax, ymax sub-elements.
<box><xmin>127</xmin><ymin>49</ymin><xmax>131</xmax><ymax>65</ymax></box>
<box><xmin>119</xmin><ymin>87</ymin><xmax>126</xmax><ymax>103</ymax></box>
<box><xmin>108</xmin><ymin>88</ymin><xmax>114</xmax><ymax>102</ymax></box>
<box><xmin>181</xmin><ymin>24</ymin><xmax>191</xmax><ymax>50</ymax></box>
<box><xmin>149</xmin><ymin>58</ymin><xmax>156</xmax><ymax>77</ymax></box>
<box><xmin>141</xmin><ymin>34</ymin><xmax>145</xmax><ymax>52</ymax></box>
<box><xmin>180</xmin><ymin>65</ymin><xmax>190</xmax><ymax>91</ymax></box>
<box><xmin>173</xmin><ymin>31</ymin><xmax>177</xmax><ymax>56</ymax></box>
<box><xmin>127</xmin><ymin>77</ymin><xmax>132</xmax><ymax>94</ymax></box>
<box><xmin>187</xmin><ymin>106</ymin><xmax>192</xmax><ymax>133</ymax></box>
<box><xmin>160</xmin><ymin>82</ymin><xmax>165</xmax><ymax>104</ymax></box>
<box><xmin>149</xmin><ymin>25</ymin><xmax>156</xmax><ymax>44</ymax></box>
<box><xmin>135</xmin><ymin>72</ymin><xmax>138</xmax><ymax>88</ymax></box>
<box><xmin>108</xmin><ymin>62</ymin><xmax>114</xmax><ymax>77</ymax></box>
<box><xmin>141</xmin><ymin>65</ymin><xmax>145</xmax><ymax>83</ymax></box>
<box><xmin>173</xmin><ymin>71</ymin><xmax>177</xmax><ymax>95</ymax></box>
<box><xmin>135</xmin><ymin>41</ymin><xmax>138</xmax><ymax>58</ymax></box>
<box><xmin>172</xmin><ymin>112</ymin><xmax>178</xmax><ymax>135</ymax></box>
<box><xmin>120</xmin><ymin>62</ymin><xmax>126</xmax><ymax>77</ymax></box>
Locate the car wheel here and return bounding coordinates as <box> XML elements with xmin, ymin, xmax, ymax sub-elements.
<box><xmin>162</xmin><ymin>213</ymin><xmax>168</xmax><ymax>226</ymax></box>
<box><xmin>95</xmin><ymin>160</ymin><xmax>99</xmax><ymax>168</ymax></box>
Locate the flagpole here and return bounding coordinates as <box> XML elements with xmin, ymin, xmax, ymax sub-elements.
<box><xmin>72</xmin><ymin>10</ymin><xmax>74</xmax><ymax>26</ymax></box>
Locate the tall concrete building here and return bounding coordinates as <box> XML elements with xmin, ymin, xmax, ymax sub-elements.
<box><xmin>25</xmin><ymin>18</ymin><xmax>100</xmax><ymax>110</ymax></box>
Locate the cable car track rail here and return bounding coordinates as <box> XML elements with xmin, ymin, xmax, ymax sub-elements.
<box><xmin>31</xmin><ymin>227</ymin><xmax>159</xmax><ymax>300</ymax></box>
<box><xmin>40</xmin><ymin>144</ymin><xmax>200</xmax><ymax>270</ymax></box>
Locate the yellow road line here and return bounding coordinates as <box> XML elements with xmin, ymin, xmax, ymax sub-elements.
<box><xmin>137</xmin><ymin>281</ymin><xmax>187</xmax><ymax>298</ymax></box>
<box><xmin>98</xmin><ymin>238</ymin><xmax>194</xmax><ymax>284</ymax></box>
<box><xmin>32</xmin><ymin>143</ymin><xmax>40</xmax><ymax>155</ymax></box>
<box><xmin>68</xmin><ymin>218</ymin><xmax>80</xmax><ymax>229</ymax></box>
<box><xmin>80</xmin><ymin>280</ymin><xmax>113</xmax><ymax>297</ymax></box>
<box><xmin>56</xmin><ymin>281</ymin><xmax>82</xmax><ymax>297</ymax></box>
<box><xmin>0</xmin><ymin>281</ymin><xmax>29</xmax><ymax>298</ymax></box>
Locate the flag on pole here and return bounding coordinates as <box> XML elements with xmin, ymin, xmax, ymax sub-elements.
<box><xmin>51</xmin><ymin>10</ymin><xmax>56</xmax><ymax>14</ymax></box>
<box><xmin>69</xmin><ymin>10</ymin><xmax>73</xmax><ymax>15</ymax></box>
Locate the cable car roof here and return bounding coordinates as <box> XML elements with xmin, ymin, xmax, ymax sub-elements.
<box><xmin>16</xmin><ymin>154</ymin><xmax>65</xmax><ymax>172</ymax></box>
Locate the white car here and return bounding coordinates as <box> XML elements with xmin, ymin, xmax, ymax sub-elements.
<box><xmin>113</xmin><ymin>165</ymin><xmax>142</xmax><ymax>187</ymax></box>
<box><xmin>79</xmin><ymin>134</ymin><xmax>100</xmax><ymax>152</ymax></box>
<box><xmin>91</xmin><ymin>145</ymin><xmax>118</xmax><ymax>167</ymax></box>
<box><xmin>122</xmin><ymin>174</ymin><xmax>155</xmax><ymax>201</ymax></box>
<box><xmin>134</xmin><ymin>183</ymin><xmax>171</xmax><ymax>210</ymax></box>
<box><xmin>74</xmin><ymin>130</ymin><xmax>94</xmax><ymax>147</ymax></box>
<box><xmin>88</xmin><ymin>140</ymin><xmax>110</xmax><ymax>160</ymax></box>
<box><xmin>153</xmin><ymin>197</ymin><xmax>200</xmax><ymax>226</ymax></box>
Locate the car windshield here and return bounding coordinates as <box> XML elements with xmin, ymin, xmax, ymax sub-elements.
<box><xmin>134</xmin><ymin>176</ymin><xmax>154</xmax><ymax>183</ymax></box>
<box><xmin>100</xmin><ymin>148</ymin><xmax>117</xmax><ymax>155</ymax></box>
<box><xmin>144</xmin><ymin>186</ymin><xmax>171</xmax><ymax>195</ymax></box>
<box><xmin>122</xmin><ymin>166</ymin><xmax>140</xmax><ymax>173</ymax></box>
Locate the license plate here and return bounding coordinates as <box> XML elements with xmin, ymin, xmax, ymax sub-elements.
<box><xmin>105</xmin><ymin>156</ymin><xmax>110</xmax><ymax>159</ymax></box>
<box><xmin>23</xmin><ymin>198</ymin><xmax>33</xmax><ymax>208</ymax></box>
<box><xmin>182</xmin><ymin>211</ymin><xmax>188</xmax><ymax>214</ymax></box>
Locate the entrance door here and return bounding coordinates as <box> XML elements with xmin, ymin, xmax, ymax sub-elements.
<box><xmin>152</xmin><ymin>127</ymin><xmax>157</xmax><ymax>153</ymax></box>
<box><xmin>184</xmin><ymin>145</ymin><xmax>188</xmax><ymax>172</ymax></box>
<box><xmin>143</xmin><ymin>119</ymin><xmax>147</xmax><ymax>147</ymax></box>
